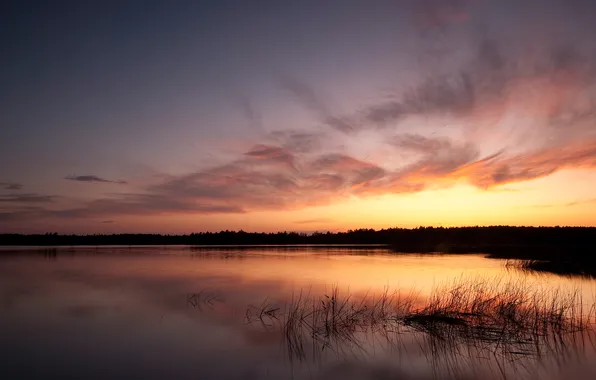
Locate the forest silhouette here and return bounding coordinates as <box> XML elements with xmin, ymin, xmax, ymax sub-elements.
<box><xmin>2</xmin><ymin>226</ymin><xmax>596</xmax><ymax>276</ymax></box>
<box><xmin>0</xmin><ymin>226</ymin><xmax>594</xmax><ymax>253</ymax></box>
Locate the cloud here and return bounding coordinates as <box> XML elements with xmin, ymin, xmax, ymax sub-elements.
<box><xmin>563</xmin><ymin>198</ymin><xmax>596</xmax><ymax>207</ymax></box>
<box><xmin>0</xmin><ymin>211</ymin><xmax>26</xmax><ymax>222</ymax></box>
<box><xmin>100</xmin><ymin>220</ymin><xmax>115</xmax><ymax>224</ymax></box>
<box><xmin>235</xmin><ymin>95</ymin><xmax>263</xmax><ymax>133</ymax></box>
<box><xmin>459</xmin><ymin>138</ymin><xmax>596</xmax><ymax>188</ymax></box>
<box><xmin>0</xmin><ymin>205</ymin><xmax>50</xmax><ymax>222</ymax></box>
<box><xmin>279</xmin><ymin>76</ymin><xmax>358</xmax><ymax>133</ymax></box>
<box><xmin>372</xmin><ymin>134</ymin><xmax>596</xmax><ymax>193</ymax></box>
<box><xmin>387</xmin><ymin>134</ymin><xmax>481</xmax><ymax>188</ymax></box>
<box><xmin>278</xmin><ymin>35</ymin><xmax>591</xmax><ymax>138</ymax></box>
<box><xmin>309</xmin><ymin>154</ymin><xmax>386</xmax><ymax>189</ymax></box>
<box><xmin>359</xmin><ymin>39</ymin><xmax>505</xmax><ymax>127</ymax></box>
<box><xmin>353</xmin><ymin>33</ymin><xmax>596</xmax><ymax>140</ymax></box>
<box><xmin>243</xmin><ymin>145</ymin><xmax>297</xmax><ymax>170</ymax></box>
<box><xmin>4</xmin><ymin>135</ymin><xmax>596</xmax><ymax>223</ymax></box>
<box><xmin>530</xmin><ymin>197</ymin><xmax>596</xmax><ymax>209</ymax></box>
<box><xmin>0</xmin><ymin>144</ymin><xmax>386</xmax><ymax>221</ymax></box>
<box><xmin>393</xmin><ymin>134</ymin><xmax>461</xmax><ymax>153</ymax></box>
<box><xmin>6</xmin><ymin>67</ymin><xmax>596</xmax><ymax>225</ymax></box>
<box><xmin>268</xmin><ymin>130</ymin><xmax>325</xmax><ymax>154</ymax></box>
<box><xmin>293</xmin><ymin>218</ymin><xmax>334</xmax><ymax>225</ymax></box>
<box><xmin>47</xmin><ymin>195</ymin><xmax>246</xmax><ymax>219</ymax></box>
<box><xmin>0</xmin><ymin>182</ymin><xmax>22</xmax><ymax>191</ymax></box>
<box><xmin>65</xmin><ymin>175</ymin><xmax>127</xmax><ymax>184</ymax></box>
<box><xmin>412</xmin><ymin>0</ymin><xmax>475</xmax><ymax>29</ymax></box>
<box><xmin>0</xmin><ymin>193</ymin><xmax>55</xmax><ymax>203</ymax></box>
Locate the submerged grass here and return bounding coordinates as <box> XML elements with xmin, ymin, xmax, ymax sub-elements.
<box><xmin>244</xmin><ymin>279</ymin><xmax>596</xmax><ymax>362</ymax></box>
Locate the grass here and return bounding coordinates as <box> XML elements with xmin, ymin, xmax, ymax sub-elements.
<box><xmin>243</xmin><ymin>279</ymin><xmax>596</xmax><ymax>362</ymax></box>
<box><xmin>513</xmin><ymin>259</ymin><xmax>596</xmax><ymax>278</ymax></box>
<box><xmin>402</xmin><ymin>279</ymin><xmax>592</xmax><ymax>358</ymax></box>
<box><xmin>186</xmin><ymin>290</ymin><xmax>224</xmax><ymax>311</ymax></box>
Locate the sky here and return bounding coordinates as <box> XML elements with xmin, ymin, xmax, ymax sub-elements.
<box><xmin>2</xmin><ymin>0</ymin><xmax>596</xmax><ymax>233</ymax></box>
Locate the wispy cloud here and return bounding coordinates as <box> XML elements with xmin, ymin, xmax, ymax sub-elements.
<box><xmin>65</xmin><ymin>175</ymin><xmax>127</xmax><ymax>184</ymax></box>
<box><xmin>458</xmin><ymin>138</ymin><xmax>596</xmax><ymax>188</ymax></box>
<box><xmin>293</xmin><ymin>218</ymin><xmax>334</xmax><ymax>225</ymax></box>
<box><xmin>268</xmin><ymin>130</ymin><xmax>325</xmax><ymax>154</ymax></box>
<box><xmin>0</xmin><ymin>193</ymin><xmax>55</xmax><ymax>203</ymax></box>
<box><xmin>234</xmin><ymin>95</ymin><xmax>263</xmax><ymax>133</ymax></box>
<box><xmin>357</xmin><ymin>38</ymin><xmax>509</xmax><ymax>129</ymax></box>
<box><xmin>530</xmin><ymin>198</ymin><xmax>596</xmax><ymax>209</ymax></box>
<box><xmin>279</xmin><ymin>76</ymin><xmax>358</xmax><ymax>134</ymax></box>
<box><xmin>0</xmin><ymin>182</ymin><xmax>22</xmax><ymax>191</ymax></box>
<box><xmin>4</xmin><ymin>130</ymin><xmax>596</xmax><ymax>222</ymax></box>
<box><xmin>46</xmin><ymin>195</ymin><xmax>245</xmax><ymax>219</ymax></box>
<box><xmin>412</xmin><ymin>0</ymin><xmax>475</xmax><ymax>29</ymax></box>
<box><xmin>244</xmin><ymin>144</ymin><xmax>297</xmax><ymax>170</ymax></box>
<box><xmin>0</xmin><ymin>211</ymin><xmax>26</xmax><ymax>222</ymax></box>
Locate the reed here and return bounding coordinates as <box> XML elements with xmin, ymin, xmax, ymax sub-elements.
<box><xmin>245</xmin><ymin>279</ymin><xmax>595</xmax><ymax>361</ymax></box>
<box><xmin>514</xmin><ymin>259</ymin><xmax>596</xmax><ymax>278</ymax></box>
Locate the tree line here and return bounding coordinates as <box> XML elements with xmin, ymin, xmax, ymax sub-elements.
<box><xmin>1</xmin><ymin>226</ymin><xmax>596</xmax><ymax>256</ymax></box>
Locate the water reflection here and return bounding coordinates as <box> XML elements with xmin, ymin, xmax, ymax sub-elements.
<box><xmin>1</xmin><ymin>246</ymin><xmax>596</xmax><ymax>379</ymax></box>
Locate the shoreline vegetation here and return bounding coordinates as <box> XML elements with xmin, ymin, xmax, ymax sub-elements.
<box><xmin>2</xmin><ymin>226</ymin><xmax>596</xmax><ymax>277</ymax></box>
<box><xmin>1</xmin><ymin>226</ymin><xmax>595</xmax><ymax>248</ymax></box>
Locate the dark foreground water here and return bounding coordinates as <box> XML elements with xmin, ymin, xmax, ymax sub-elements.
<box><xmin>1</xmin><ymin>246</ymin><xmax>596</xmax><ymax>380</ymax></box>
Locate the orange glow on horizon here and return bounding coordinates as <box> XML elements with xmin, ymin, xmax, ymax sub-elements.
<box><xmin>66</xmin><ymin>168</ymin><xmax>596</xmax><ymax>234</ymax></box>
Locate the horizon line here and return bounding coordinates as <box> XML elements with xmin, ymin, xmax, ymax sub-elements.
<box><xmin>3</xmin><ymin>225</ymin><xmax>596</xmax><ymax>236</ymax></box>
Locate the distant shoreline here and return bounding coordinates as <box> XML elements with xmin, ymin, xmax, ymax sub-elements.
<box><xmin>2</xmin><ymin>226</ymin><xmax>596</xmax><ymax>250</ymax></box>
<box><xmin>3</xmin><ymin>227</ymin><xmax>596</xmax><ymax>277</ymax></box>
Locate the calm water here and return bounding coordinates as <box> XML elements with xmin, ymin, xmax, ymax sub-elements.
<box><xmin>1</xmin><ymin>246</ymin><xmax>596</xmax><ymax>380</ymax></box>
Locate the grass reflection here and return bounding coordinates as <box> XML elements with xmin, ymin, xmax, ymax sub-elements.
<box><xmin>236</xmin><ymin>279</ymin><xmax>596</xmax><ymax>378</ymax></box>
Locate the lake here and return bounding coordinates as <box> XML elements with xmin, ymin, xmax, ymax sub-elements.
<box><xmin>1</xmin><ymin>246</ymin><xmax>595</xmax><ymax>380</ymax></box>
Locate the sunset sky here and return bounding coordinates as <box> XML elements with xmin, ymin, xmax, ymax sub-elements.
<box><xmin>2</xmin><ymin>0</ymin><xmax>596</xmax><ymax>233</ymax></box>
